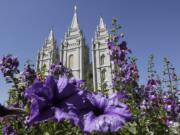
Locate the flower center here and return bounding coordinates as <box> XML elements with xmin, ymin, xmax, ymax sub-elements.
<box><xmin>93</xmin><ymin>107</ymin><xmax>104</xmax><ymax>116</ymax></box>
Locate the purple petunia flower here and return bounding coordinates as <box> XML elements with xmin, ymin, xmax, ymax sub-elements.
<box><xmin>108</xmin><ymin>91</ymin><xmax>128</xmax><ymax>104</ymax></box>
<box><xmin>25</xmin><ymin>75</ymin><xmax>92</xmax><ymax>125</ymax></box>
<box><xmin>81</xmin><ymin>93</ymin><xmax>131</xmax><ymax>133</ymax></box>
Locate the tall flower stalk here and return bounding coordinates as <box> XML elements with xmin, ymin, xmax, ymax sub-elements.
<box><xmin>147</xmin><ymin>54</ymin><xmax>162</xmax><ymax>92</ymax></box>
<box><xmin>108</xmin><ymin>19</ymin><xmax>139</xmax><ymax>93</ymax></box>
<box><xmin>163</xmin><ymin>57</ymin><xmax>180</xmax><ymax>94</ymax></box>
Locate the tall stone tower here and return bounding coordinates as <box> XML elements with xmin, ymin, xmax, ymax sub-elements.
<box><xmin>92</xmin><ymin>17</ymin><xmax>112</xmax><ymax>91</ymax></box>
<box><xmin>37</xmin><ymin>28</ymin><xmax>59</xmax><ymax>72</ymax></box>
<box><xmin>60</xmin><ymin>5</ymin><xmax>89</xmax><ymax>80</ymax></box>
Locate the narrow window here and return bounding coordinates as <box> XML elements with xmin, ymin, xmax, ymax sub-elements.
<box><xmin>69</xmin><ymin>54</ymin><xmax>74</xmax><ymax>68</ymax></box>
<box><xmin>101</xmin><ymin>69</ymin><xmax>106</xmax><ymax>81</ymax></box>
<box><xmin>100</xmin><ymin>54</ymin><xmax>105</xmax><ymax>65</ymax></box>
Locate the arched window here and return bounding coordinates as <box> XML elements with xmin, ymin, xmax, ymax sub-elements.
<box><xmin>101</xmin><ymin>69</ymin><xmax>106</xmax><ymax>81</ymax></box>
<box><xmin>69</xmin><ymin>54</ymin><xmax>74</xmax><ymax>68</ymax></box>
<box><xmin>100</xmin><ymin>54</ymin><xmax>105</xmax><ymax>65</ymax></box>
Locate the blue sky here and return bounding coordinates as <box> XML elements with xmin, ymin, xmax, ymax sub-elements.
<box><xmin>0</xmin><ymin>0</ymin><xmax>180</xmax><ymax>103</ymax></box>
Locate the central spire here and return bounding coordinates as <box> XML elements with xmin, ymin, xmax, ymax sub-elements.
<box><xmin>48</xmin><ymin>27</ymin><xmax>55</xmax><ymax>41</ymax></box>
<box><xmin>99</xmin><ymin>16</ymin><xmax>106</xmax><ymax>30</ymax></box>
<box><xmin>74</xmin><ymin>5</ymin><xmax>77</xmax><ymax>13</ymax></box>
<box><xmin>70</xmin><ymin>5</ymin><xmax>79</xmax><ymax>29</ymax></box>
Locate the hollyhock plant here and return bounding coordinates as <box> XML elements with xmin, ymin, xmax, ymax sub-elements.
<box><xmin>0</xmin><ymin>54</ymin><xmax>19</xmax><ymax>78</ymax></box>
<box><xmin>164</xmin><ymin>98</ymin><xmax>175</xmax><ymax>112</ymax></box>
<box><xmin>108</xmin><ymin>34</ymin><xmax>139</xmax><ymax>92</ymax></box>
<box><xmin>49</xmin><ymin>62</ymin><xmax>73</xmax><ymax>78</ymax></box>
<box><xmin>82</xmin><ymin>93</ymin><xmax>131</xmax><ymax>133</ymax></box>
<box><xmin>163</xmin><ymin>97</ymin><xmax>180</xmax><ymax>125</ymax></box>
<box><xmin>122</xmin><ymin>63</ymin><xmax>139</xmax><ymax>83</ymax></box>
<box><xmin>49</xmin><ymin>62</ymin><xmax>65</xmax><ymax>77</ymax></box>
<box><xmin>143</xmin><ymin>79</ymin><xmax>160</xmax><ymax>101</ymax></box>
<box><xmin>21</xmin><ymin>63</ymin><xmax>36</xmax><ymax>86</ymax></box>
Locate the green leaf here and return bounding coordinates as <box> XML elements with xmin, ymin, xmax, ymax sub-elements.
<box><xmin>44</xmin><ymin>132</ymin><xmax>50</xmax><ymax>135</ymax></box>
<box><xmin>128</xmin><ymin>122</ymin><xmax>137</xmax><ymax>134</ymax></box>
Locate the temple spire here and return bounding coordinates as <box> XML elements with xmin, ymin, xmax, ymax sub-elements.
<box><xmin>99</xmin><ymin>16</ymin><xmax>106</xmax><ymax>30</ymax></box>
<box><xmin>71</xmin><ymin>5</ymin><xmax>79</xmax><ymax>29</ymax></box>
<box><xmin>48</xmin><ymin>27</ymin><xmax>55</xmax><ymax>41</ymax></box>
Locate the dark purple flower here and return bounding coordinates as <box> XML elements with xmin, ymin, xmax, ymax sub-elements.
<box><xmin>25</xmin><ymin>76</ymin><xmax>92</xmax><ymax>125</ymax></box>
<box><xmin>107</xmin><ymin>38</ymin><xmax>138</xmax><ymax>90</ymax></box>
<box><xmin>69</xmin><ymin>79</ymin><xmax>86</xmax><ymax>88</ymax></box>
<box><xmin>166</xmin><ymin>119</ymin><xmax>174</xmax><ymax>127</ymax></box>
<box><xmin>2</xmin><ymin>124</ymin><xmax>17</xmax><ymax>135</ymax></box>
<box><xmin>122</xmin><ymin>64</ymin><xmax>139</xmax><ymax>83</ymax></box>
<box><xmin>81</xmin><ymin>93</ymin><xmax>131</xmax><ymax>133</ymax></box>
<box><xmin>0</xmin><ymin>55</ymin><xmax>19</xmax><ymax>77</ymax></box>
<box><xmin>49</xmin><ymin>63</ymin><xmax>73</xmax><ymax>78</ymax></box>
<box><xmin>49</xmin><ymin>63</ymin><xmax>64</xmax><ymax>77</ymax></box>
<box><xmin>108</xmin><ymin>42</ymin><xmax>115</xmax><ymax>49</ymax></box>
<box><xmin>161</xmin><ymin>94</ymin><xmax>180</xmax><ymax>126</ymax></box>
<box><xmin>147</xmin><ymin>79</ymin><xmax>161</xmax><ymax>89</ymax></box>
<box><xmin>119</xmin><ymin>41</ymin><xmax>127</xmax><ymax>51</ymax></box>
<box><xmin>148</xmin><ymin>91</ymin><xmax>157</xmax><ymax>101</ymax></box>
<box><xmin>21</xmin><ymin>64</ymin><xmax>36</xmax><ymax>85</ymax></box>
<box><xmin>164</xmin><ymin>99</ymin><xmax>175</xmax><ymax>112</ymax></box>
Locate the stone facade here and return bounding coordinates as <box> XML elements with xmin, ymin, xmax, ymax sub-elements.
<box><xmin>92</xmin><ymin>17</ymin><xmax>112</xmax><ymax>91</ymax></box>
<box><xmin>36</xmin><ymin>28</ymin><xmax>59</xmax><ymax>73</ymax></box>
<box><xmin>60</xmin><ymin>6</ymin><xmax>89</xmax><ymax>80</ymax></box>
<box><xmin>37</xmin><ymin>6</ymin><xmax>112</xmax><ymax>91</ymax></box>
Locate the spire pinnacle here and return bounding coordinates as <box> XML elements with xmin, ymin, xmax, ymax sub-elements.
<box><xmin>71</xmin><ymin>5</ymin><xmax>79</xmax><ymax>29</ymax></box>
<box><xmin>99</xmin><ymin>16</ymin><xmax>106</xmax><ymax>30</ymax></box>
<box><xmin>48</xmin><ymin>26</ymin><xmax>55</xmax><ymax>41</ymax></box>
<box><xmin>74</xmin><ymin>5</ymin><xmax>77</xmax><ymax>13</ymax></box>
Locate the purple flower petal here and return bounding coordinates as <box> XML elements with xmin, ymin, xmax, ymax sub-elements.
<box><xmin>27</xmin><ymin>96</ymin><xmax>54</xmax><ymax>124</ymax></box>
<box><xmin>55</xmin><ymin>108</ymin><xmax>79</xmax><ymax>125</ymax></box>
<box><xmin>83</xmin><ymin>112</ymin><xmax>126</xmax><ymax>133</ymax></box>
<box><xmin>57</xmin><ymin>76</ymin><xmax>78</xmax><ymax>99</ymax></box>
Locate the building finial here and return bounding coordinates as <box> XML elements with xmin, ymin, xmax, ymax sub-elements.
<box><xmin>99</xmin><ymin>16</ymin><xmax>106</xmax><ymax>30</ymax></box>
<box><xmin>48</xmin><ymin>26</ymin><xmax>55</xmax><ymax>41</ymax></box>
<box><xmin>71</xmin><ymin>4</ymin><xmax>79</xmax><ymax>29</ymax></box>
<box><xmin>74</xmin><ymin>5</ymin><xmax>77</xmax><ymax>13</ymax></box>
